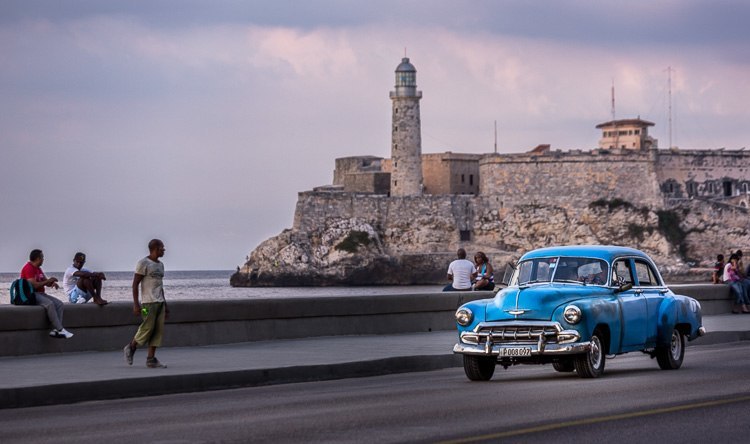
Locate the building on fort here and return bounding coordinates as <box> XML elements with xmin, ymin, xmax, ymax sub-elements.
<box><xmin>232</xmin><ymin>56</ymin><xmax>750</xmax><ymax>287</ymax></box>
<box><xmin>328</xmin><ymin>63</ymin><xmax>750</xmax><ymax>208</ymax></box>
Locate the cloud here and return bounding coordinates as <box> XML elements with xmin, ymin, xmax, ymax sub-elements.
<box><xmin>1</xmin><ymin>1</ymin><xmax>749</xmax><ymax>271</ymax></box>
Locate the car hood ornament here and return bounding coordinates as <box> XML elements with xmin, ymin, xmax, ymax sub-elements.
<box><xmin>505</xmin><ymin>308</ymin><xmax>529</xmax><ymax>316</ymax></box>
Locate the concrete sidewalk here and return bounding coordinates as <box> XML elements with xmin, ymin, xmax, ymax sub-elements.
<box><xmin>2</xmin><ymin>314</ymin><xmax>749</xmax><ymax>409</ymax></box>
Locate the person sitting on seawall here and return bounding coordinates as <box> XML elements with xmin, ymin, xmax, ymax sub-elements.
<box><xmin>472</xmin><ymin>251</ymin><xmax>495</xmax><ymax>291</ymax></box>
<box><xmin>723</xmin><ymin>253</ymin><xmax>750</xmax><ymax>314</ymax></box>
<box><xmin>733</xmin><ymin>250</ymin><xmax>750</xmax><ymax>297</ymax></box>
<box><xmin>712</xmin><ymin>254</ymin><xmax>725</xmax><ymax>284</ymax></box>
<box><xmin>443</xmin><ymin>248</ymin><xmax>476</xmax><ymax>291</ymax></box>
<box><xmin>20</xmin><ymin>249</ymin><xmax>74</xmax><ymax>338</ymax></box>
<box><xmin>62</xmin><ymin>252</ymin><xmax>108</xmax><ymax>305</ymax></box>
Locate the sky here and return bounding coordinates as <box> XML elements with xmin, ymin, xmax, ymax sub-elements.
<box><xmin>1</xmin><ymin>0</ymin><xmax>749</xmax><ymax>272</ymax></box>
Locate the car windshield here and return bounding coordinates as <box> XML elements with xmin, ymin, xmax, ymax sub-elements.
<box><xmin>513</xmin><ymin>256</ymin><xmax>610</xmax><ymax>286</ymax></box>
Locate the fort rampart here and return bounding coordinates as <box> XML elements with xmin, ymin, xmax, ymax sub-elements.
<box><xmin>479</xmin><ymin>149</ymin><xmax>662</xmax><ymax>208</ymax></box>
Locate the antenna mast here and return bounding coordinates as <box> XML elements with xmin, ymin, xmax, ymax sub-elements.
<box><xmin>611</xmin><ymin>79</ymin><xmax>618</xmax><ymax>149</ymax></box>
<box><xmin>494</xmin><ymin>120</ymin><xmax>497</xmax><ymax>154</ymax></box>
<box><xmin>667</xmin><ymin>66</ymin><xmax>673</xmax><ymax>149</ymax></box>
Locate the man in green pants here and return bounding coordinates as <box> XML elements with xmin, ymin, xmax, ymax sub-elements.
<box><xmin>124</xmin><ymin>239</ymin><xmax>169</xmax><ymax>368</ymax></box>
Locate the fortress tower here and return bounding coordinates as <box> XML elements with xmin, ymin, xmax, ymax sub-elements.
<box><xmin>389</xmin><ymin>57</ymin><xmax>423</xmax><ymax>196</ymax></box>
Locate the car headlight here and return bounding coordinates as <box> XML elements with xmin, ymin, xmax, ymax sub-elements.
<box><xmin>563</xmin><ymin>305</ymin><xmax>582</xmax><ymax>324</ymax></box>
<box><xmin>455</xmin><ymin>307</ymin><xmax>473</xmax><ymax>326</ymax></box>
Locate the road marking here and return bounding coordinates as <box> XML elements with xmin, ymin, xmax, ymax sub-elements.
<box><xmin>438</xmin><ymin>394</ymin><xmax>750</xmax><ymax>444</ymax></box>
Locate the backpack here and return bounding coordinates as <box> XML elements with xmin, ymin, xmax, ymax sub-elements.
<box><xmin>10</xmin><ymin>278</ymin><xmax>37</xmax><ymax>305</ymax></box>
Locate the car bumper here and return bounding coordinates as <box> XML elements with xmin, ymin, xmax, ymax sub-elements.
<box><xmin>453</xmin><ymin>322</ymin><xmax>591</xmax><ymax>357</ymax></box>
<box><xmin>453</xmin><ymin>340</ymin><xmax>592</xmax><ymax>356</ymax></box>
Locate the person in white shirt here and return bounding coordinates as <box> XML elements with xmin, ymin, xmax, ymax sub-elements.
<box><xmin>443</xmin><ymin>248</ymin><xmax>476</xmax><ymax>291</ymax></box>
<box><xmin>62</xmin><ymin>252</ymin><xmax>107</xmax><ymax>305</ymax></box>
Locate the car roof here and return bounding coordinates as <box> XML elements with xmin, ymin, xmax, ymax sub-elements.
<box><xmin>520</xmin><ymin>245</ymin><xmax>649</xmax><ymax>262</ymax></box>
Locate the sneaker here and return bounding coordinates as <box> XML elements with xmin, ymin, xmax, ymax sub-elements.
<box><xmin>75</xmin><ymin>296</ymin><xmax>87</xmax><ymax>304</ymax></box>
<box><xmin>124</xmin><ymin>344</ymin><xmax>134</xmax><ymax>366</ymax></box>
<box><xmin>50</xmin><ymin>329</ymin><xmax>73</xmax><ymax>339</ymax></box>
<box><xmin>146</xmin><ymin>357</ymin><xmax>166</xmax><ymax>368</ymax></box>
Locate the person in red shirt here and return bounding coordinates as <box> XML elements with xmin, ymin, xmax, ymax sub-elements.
<box><xmin>20</xmin><ymin>249</ymin><xmax>73</xmax><ymax>339</ymax></box>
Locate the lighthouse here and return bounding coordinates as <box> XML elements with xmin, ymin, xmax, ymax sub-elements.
<box><xmin>389</xmin><ymin>57</ymin><xmax>423</xmax><ymax>197</ymax></box>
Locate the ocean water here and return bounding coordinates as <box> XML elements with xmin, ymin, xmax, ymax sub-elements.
<box><xmin>0</xmin><ymin>270</ymin><xmax>444</xmax><ymax>304</ymax></box>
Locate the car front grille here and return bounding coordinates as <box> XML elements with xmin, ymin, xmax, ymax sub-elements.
<box><xmin>476</xmin><ymin>323</ymin><xmax>561</xmax><ymax>344</ymax></box>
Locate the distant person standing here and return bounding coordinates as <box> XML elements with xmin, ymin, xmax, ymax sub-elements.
<box><xmin>124</xmin><ymin>239</ymin><xmax>169</xmax><ymax>368</ymax></box>
<box><xmin>20</xmin><ymin>249</ymin><xmax>73</xmax><ymax>338</ymax></box>
<box><xmin>62</xmin><ymin>252</ymin><xmax>108</xmax><ymax>305</ymax></box>
<box><xmin>443</xmin><ymin>248</ymin><xmax>476</xmax><ymax>291</ymax></box>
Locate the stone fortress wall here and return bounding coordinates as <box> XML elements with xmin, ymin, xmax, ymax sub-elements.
<box><xmin>231</xmin><ymin>56</ymin><xmax>750</xmax><ymax>287</ymax></box>
<box><xmin>334</xmin><ymin>146</ymin><xmax>750</xmax><ymax>209</ymax></box>
<box><xmin>478</xmin><ymin>148</ymin><xmax>662</xmax><ymax>208</ymax></box>
<box><xmin>236</xmin><ymin>146</ymin><xmax>750</xmax><ymax>287</ymax></box>
<box><xmin>657</xmin><ymin>149</ymin><xmax>750</xmax><ymax>203</ymax></box>
<box><xmin>240</xmin><ymin>141</ymin><xmax>750</xmax><ymax>287</ymax></box>
<box><xmin>230</xmin><ymin>183</ymin><xmax>749</xmax><ymax>286</ymax></box>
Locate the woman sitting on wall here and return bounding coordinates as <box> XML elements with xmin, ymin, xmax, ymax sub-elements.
<box><xmin>724</xmin><ymin>253</ymin><xmax>750</xmax><ymax>313</ymax></box>
<box><xmin>473</xmin><ymin>252</ymin><xmax>495</xmax><ymax>291</ymax></box>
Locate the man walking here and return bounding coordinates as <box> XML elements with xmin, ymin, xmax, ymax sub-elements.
<box><xmin>21</xmin><ymin>249</ymin><xmax>73</xmax><ymax>338</ymax></box>
<box><xmin>443</xmin><ymin>248</ymin><xmax>476</xmax><ymax>291</ymax></box>
<box><xmin>123</xmin><ymin>239</ymin><xmax>169</xmax><ymax>368</ymax></box>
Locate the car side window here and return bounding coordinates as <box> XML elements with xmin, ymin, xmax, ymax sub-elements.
<box><xmin>536</xmin><ymin>262</ymin><xmax>551</xmax><ymax>281</ymax></box>
<box><xmin>613</xmin><ymin>259</ymin><xmax>633</xmax><ymax>285</ymax></box>
<box><xmin>634</xmin><ymin>260</ymin><xmax>660</xmax><ymax>286</ymax></box>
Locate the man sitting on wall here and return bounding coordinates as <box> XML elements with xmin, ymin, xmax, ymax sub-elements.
<box><xmin>62</xmin><ymin>252</ymin><xmax>108</xmax><ymax>305</ymax></box>
<box><xmin>21</xmin><ymin>249</ymin><xmax>74</xmax><ymax>338</ymax></box>
<box><xmin>443</xmin><ymin>248</ymin><xmax>476</xmax><ymax>291</ymax></box>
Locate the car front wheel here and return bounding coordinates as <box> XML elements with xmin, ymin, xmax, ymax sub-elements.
<box><xmin>574</xmin><ymin>331</ymin><xmax>606</xmax><ymax>378</ymax></box>
<box><xmin>656</xmin><ymin>328</ymin><xmax>685</xmax><ymax>370</ymax></box>
<box><xmin>463</xmin><ymin>355</ymin><xmax>496</xmax><ymax>381</ymax></box>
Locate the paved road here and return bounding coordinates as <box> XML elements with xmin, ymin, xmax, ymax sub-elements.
<box><xmin>2</xmin><ymin>341</ymin><xmax>749</xmax><ymax>443</ymax></box>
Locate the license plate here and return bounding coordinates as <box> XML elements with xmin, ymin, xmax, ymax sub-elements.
<box><xmin>499</xmin><ymin>347</ymin><xmax>532</xmax><ymax>357</ymax></box>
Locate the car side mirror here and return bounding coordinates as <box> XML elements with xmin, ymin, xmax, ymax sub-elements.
<box><xmin>615</xmin><ymin>283</ymin><xmax>633</xmax><ymax>293</ymax></box>
<box><xmin>500</xmin><ymin>263</ymin><xmax>515</xmax><ymax>287</ymax></box>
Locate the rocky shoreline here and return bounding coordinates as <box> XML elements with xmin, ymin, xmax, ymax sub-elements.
<box><xmin>231</xmin><ymin>195</ymin><xmax>742</xmax><ymax>287</ymax></box>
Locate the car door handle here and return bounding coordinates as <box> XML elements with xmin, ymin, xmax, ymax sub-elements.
<box><xmin>634</xmin><ymin>289</ymin><xmax>644</xmax><ymax>295</ymax></box>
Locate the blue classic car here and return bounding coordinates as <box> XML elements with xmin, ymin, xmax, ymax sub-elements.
<box><xmin>453</xmin><ymin>245</ymin><xmax>706</xmax><ymax>380</ymax></box>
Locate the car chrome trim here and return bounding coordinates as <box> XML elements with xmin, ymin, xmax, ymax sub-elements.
<box><xmin>453</xmin><ymin>341</ymin><xmax>592</xmax><ymax>356</ymax></box>
<box><xmin>457</xmin><ymin>321</ymin><xmax>584</xmax><ymax>355</ymax></box>
<box><xmin>505</xmin><ymin>309</ymin><xmax>529</xmax><ymax>316</ymax></box>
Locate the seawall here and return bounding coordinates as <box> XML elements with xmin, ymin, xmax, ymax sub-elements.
<box><xmin>0</xmin><ymin>285</ymin><xmax>732</xmax><ymax>356</ymax></box>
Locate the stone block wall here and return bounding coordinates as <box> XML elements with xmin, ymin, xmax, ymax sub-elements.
<box><xmin>333</xmin><ymin>156</ymin><xmax>385</xmax><ymax>187</ymax></box>
<box><xmin>341</xmin><ymin>172</ymin><xmax>391</xmax><ymax>194</ymax></box>
<box><xmin>478</xmin><ymin>149</ymin><xmax>663</xmax><ymax>208</ymax></box>
<box><xmin>657</xmin><ymin>149</ymin><xmax>750</xmax><ymax>199</ymax></box>
<box><xmin>243</xmin><ymin>171</ymin><xmax>750</xmax><ymax>287</ymax></box>
<box><xmin>422</xmin><ymin>153</ymin><xmax>481</xmax><ymax>195</ymax></box>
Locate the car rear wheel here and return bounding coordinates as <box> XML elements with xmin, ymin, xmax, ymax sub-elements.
<box><xmin>656</xmin><ymin>328</ymin><xmax>685</xmax><ymax>370</ymax></box>
<box><xmin>574</xmin><ymin>331</ymin><xmax>606</xmax><ymax>378</ymax></box>
<box><xmin>552</xmin><ymin>359</ymin><xmax>575</xmax><ymax>373</ymax></box>
<box><xmin>463</xmin><ymin>355</ymin><xmax>496</xmax><ymax>381</ymax></box>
